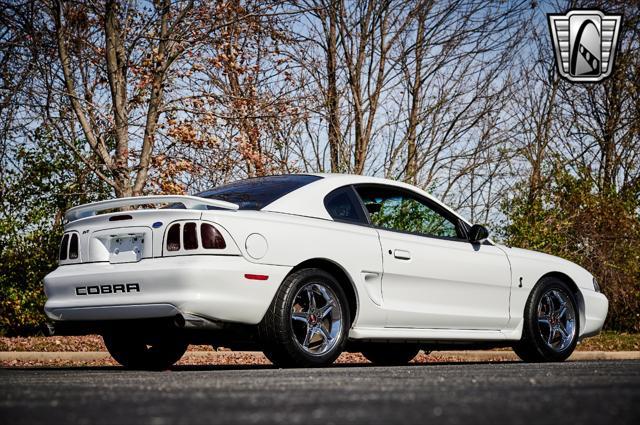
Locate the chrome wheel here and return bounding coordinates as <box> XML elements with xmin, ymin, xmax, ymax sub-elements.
<box><xmin>290</xmin><ymin>282</ymin><xmax>343</xmax><ymax>356</ymax></box>
<box><xmin>537</xmin><ymin>289</ymin><xmax>576</xmax><ymax>352</ymax></box>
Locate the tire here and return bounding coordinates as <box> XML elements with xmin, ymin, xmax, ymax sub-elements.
<box><xmin>513</xmin><ymin>277</ymin><xmax>580</xmax><ymax>362</ymax></box>
<box><xmin>361</xmin><ymin>343</ymin><xmax>421</xmax><ymax>366</ymax></box>
<box><xmin>103</xmin><ymin>331</ymin><xmax>188</xmax><ymax>370</ymax></box>
<box><xmin>259</xmin><ymin>268</ymin><xmax>350</xmax><ymax>368</ymax></box>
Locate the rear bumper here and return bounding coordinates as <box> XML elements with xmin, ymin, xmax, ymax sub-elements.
<box><xmin>44</xmin><ymin>256</ymin><xmax>291</xmax><ymax>325</ymax></box>
<box><xmin>46</xmin><ymin>303</ymin><xmax>181</xmax><ymax>321</ymax></box>
<box><xmin>580</xmin><ymin>290</ymin><xmax>608</xmax><ymax>339</ymax></box>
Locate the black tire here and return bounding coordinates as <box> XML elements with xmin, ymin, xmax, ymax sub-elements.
<box><xmin>261</xmin><ymin>347</ymin><xmax>284</xmax><ymax>366</ymax></box>
<box><xmin>103</xmin><ymin>332</ymin><xmax>188</xmax><ymax>370</ymax></box>
<box><xmin>513</xmin><ymin>277</ymin><xmax>580</xmax><ymax>362</ymax></box>
<box><xmin>259</xmin><ymin>268</ymin><xmax>350</xmax><ymax>368</ymax></box>
<box><xmin>361</xmin><ymin>343</ymin><xmax>421</xmax><ymax>366</ymax></box>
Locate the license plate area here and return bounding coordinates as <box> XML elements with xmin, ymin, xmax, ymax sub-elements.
<box><xmin>90</xmin><ymin>226</ymin><xmax>152</xmax><ymax>263</ymax></box>
<box><xmin>109</xmin><ymin>234</ymin><xmax>145</xmax><ymax>263</ymax></box>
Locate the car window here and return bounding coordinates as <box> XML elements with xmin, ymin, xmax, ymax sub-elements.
<box><xmin>355</xmin><ymin>185</ymin><xmax>461</xmax><ymax>239</ymax></box>
<box><xmin>197</xmin><ymin>174</ymin><xmax>322</xmax><ymax>210</ymax></box>
<box><xmin>324</xmin><ymin>186</ymin><xmax>368</xmax><ymax>224</ymax></box>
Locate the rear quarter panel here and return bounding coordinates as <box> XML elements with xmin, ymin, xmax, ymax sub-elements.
<box><xmin>203</xmin><ymin>210</ymin><xmax>386</xmax><ymax>328</ymax></box>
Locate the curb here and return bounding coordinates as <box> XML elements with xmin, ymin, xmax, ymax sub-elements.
<box><xmin>437</xmin><ymin>350</ymin><xmax>640</xmax><ymax>361</ymax></box>
<box><xmin>1</xmin><ymin>350</ymin><xmax>638</xmax><ymax>362</ymax></box>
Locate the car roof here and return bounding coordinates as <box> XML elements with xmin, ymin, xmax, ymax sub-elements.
<box><xmin>261</xmin><ymin>173</ymin><xmax>470</xmax><ymax>226</ymax></box>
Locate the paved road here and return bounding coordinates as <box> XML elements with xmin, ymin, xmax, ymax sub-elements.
<box><xmin>1</xmin><ymin>360</ymin><xmax>639</xmax><ymax>424</ymax></box>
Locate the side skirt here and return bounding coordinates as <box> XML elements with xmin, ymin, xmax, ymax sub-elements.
<box><xmin>349</xmin><ymin>326</ymin><xmax>522</xmax><ymax>342</ymax></box>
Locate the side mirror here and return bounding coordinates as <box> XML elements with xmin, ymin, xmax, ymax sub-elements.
<box><xmin>469</xmin><ymin>224</ymin><xmax>489</xmax><ymax>243</ymax></box>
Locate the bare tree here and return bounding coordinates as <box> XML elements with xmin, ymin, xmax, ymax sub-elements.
<box><xmin>49</xmin><ymin>0</ymin><xmax>206</xmax><ymax>197</ymax></box>
<box><xmin>379</xmin><ymin>0</ymin><xmax>531</xmax><ymax>220</ymax></box>
<box><xmin>2</xmin><ymin>0</ymin><xmax>299</xmax><ymax>197</ymax></box>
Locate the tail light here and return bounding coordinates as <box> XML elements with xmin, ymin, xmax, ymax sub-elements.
<box><xmin>59</xmin><ymin>234</ymin><xmax>69</xmax><ymax>260</ymax></box>
<box><xmin>68</xmin><ymin>233</ymin><xmax>79</xmax><ymax>259</ymax></box>
<box><xmin>201</xmin><ymin>223</ymin><xmax>226</xmax><ymax>249</ymax></box>
<box><xmin>58</xmin><ymin>232</ymin><xmax>80</xmax><ymax>261</ymax></box>
<box><xmin>167</xmin><ymin>223</ymin><xmax>181</xmax><ymax>251</ymax></box>
<box><xmin>184</xmin><ymin>222</ymin><xmax>199</xmax><ymax>250</ymax></box>
<box><xmin>164</xmin><ymin>221</ymin><xmax>226</xmax><ymax>253</ymax></box>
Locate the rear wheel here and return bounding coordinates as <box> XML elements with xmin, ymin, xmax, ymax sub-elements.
<box><xmin>260</xmin><ymin>268</ymin><xmax>350</xmax><ymax>368</ymax></box>
<box><xmin>103</xmin><ymin>332</ymin><xmax>188</xmax><ymax>370</ymax></box>
<box><xmin>361</xmin><ymin>343</ymin><xmax>421</xmax><ymax>365</ymax></box>
<box><xmin>513</xmin><ymin>277</ymin><xmax>579</xmax><ymax>362</ymax></box>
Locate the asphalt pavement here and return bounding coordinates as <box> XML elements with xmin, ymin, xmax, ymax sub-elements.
<box><xmin>1</xmin><ymin>360</ymin><xmax>639</xmax><ymax>424</ymax></box>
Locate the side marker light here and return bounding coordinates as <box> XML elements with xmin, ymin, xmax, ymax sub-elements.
<box><xmin>244</xmin><ymin>274</ymin><xmax>269</xmax><ymax>281</ymax></box>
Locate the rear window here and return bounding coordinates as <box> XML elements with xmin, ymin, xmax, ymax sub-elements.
<box><xmin>197</xmin><ymin>175</ymin><xmax>322</xmax><ymax>210</ymax></box>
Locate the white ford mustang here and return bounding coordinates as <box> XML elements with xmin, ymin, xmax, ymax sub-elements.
<box><xmin>44</xmin><ymin>174</ymin><xmax>608</xmax><ymax>369</ymax></box>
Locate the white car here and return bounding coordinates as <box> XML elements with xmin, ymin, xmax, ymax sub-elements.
<box><xmin>44</xmin><ymin>174</ymin><xmax>608</xmax><ymax>369</ymax></box>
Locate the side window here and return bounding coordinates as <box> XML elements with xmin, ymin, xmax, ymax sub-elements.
<box><xmin>355</xmin><ymin>186</ymin><xmax>461</xmax><ymax>239</ymax></box>
<box><xmin>324</xmin><ymin>186</ymin><xmax>368</xmax><ymax>224</ymax></box>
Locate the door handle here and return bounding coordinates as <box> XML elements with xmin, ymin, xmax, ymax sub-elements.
<box><xmin>393</xmin><ymin>249</ymin><xmax>411</xmax><ymax>260</ymax></box>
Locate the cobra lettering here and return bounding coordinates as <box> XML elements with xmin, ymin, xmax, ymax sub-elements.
<box><xmin>75</xmin><ymin>283</ymin><xmax>140</xmax><ymax>295</ymax></box>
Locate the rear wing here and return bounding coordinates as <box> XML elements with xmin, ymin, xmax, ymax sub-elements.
<box><xmin>65</xmin><ymin>195</ymin><xmax>239</xmax><ymax>222</ymax></box>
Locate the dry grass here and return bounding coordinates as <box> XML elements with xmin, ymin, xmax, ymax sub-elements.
<box><xmin>0</xmin><ymin>351</ymin><xmax>479</xmax><ymax>368</ymax></box>
<box><xmin>0</xmin><ymin>335</ymin><xmax>215</xmax><ymax>352</ymax></box>
<box><xmin>1</xmin><ymin>331</ymin><xmax>637</xmax><ymax>368</ymax></box>
<box><xmin>576</xmin><ymin>331</ymin><xmax>640</xmax><ymax>352</ymax></box>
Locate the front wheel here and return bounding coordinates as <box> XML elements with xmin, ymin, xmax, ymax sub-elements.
<box><xmin>513</xmin><ymin>277</ymin><xmax>580</xmax><ymax>362</ymax></box>
<box><xmin>260</xmin><ymin>268</ymin><xmax>350</xmax><ymax>368</ymax></box>
<box><xmin>103</xmin><ymin>332</ymin><xmax>188</xmax><ymax>370</ymax></box>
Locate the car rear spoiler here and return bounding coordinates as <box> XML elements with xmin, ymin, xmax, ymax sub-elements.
<box><xmin>65</xmin><ymin>195</ymin><xmax>239</xmax><ymax>222</ymax></box>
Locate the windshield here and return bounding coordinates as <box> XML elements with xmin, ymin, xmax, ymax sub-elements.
<box><xmin>197</xmin><ymin>174</ymin><xmax>322</xmax><ymax>210</ymax></box>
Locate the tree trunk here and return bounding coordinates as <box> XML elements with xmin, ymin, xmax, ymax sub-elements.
<box><xmin>404</xmin><ymin>10</ymin><xmax>426</xmax><ymax>185</ymax></box>
<box><xmin>326</xmin><ymin>0</ymin><xmax>341</xmax><ymax>172</ymax></box>
<box><xmin>105</xmin><ymin>0</ymin><xmax>132</xmax><ymax>197</ymax></box>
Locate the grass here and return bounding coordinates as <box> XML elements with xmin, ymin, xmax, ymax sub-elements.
<box><xmin>1</xmin><ymin>332</ymin><xmax>638</xmax><ymax>353</ymax></box>
<box><xmin>576</xmin><ymin>331</ymin><xmax>640</xmax><ymax>352</ymax></box>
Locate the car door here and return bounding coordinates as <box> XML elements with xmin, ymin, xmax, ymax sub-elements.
<box><xmin>354</xmin><ymin>184</ymin><xmax>512</xmax><ymax>330</ymax></box>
